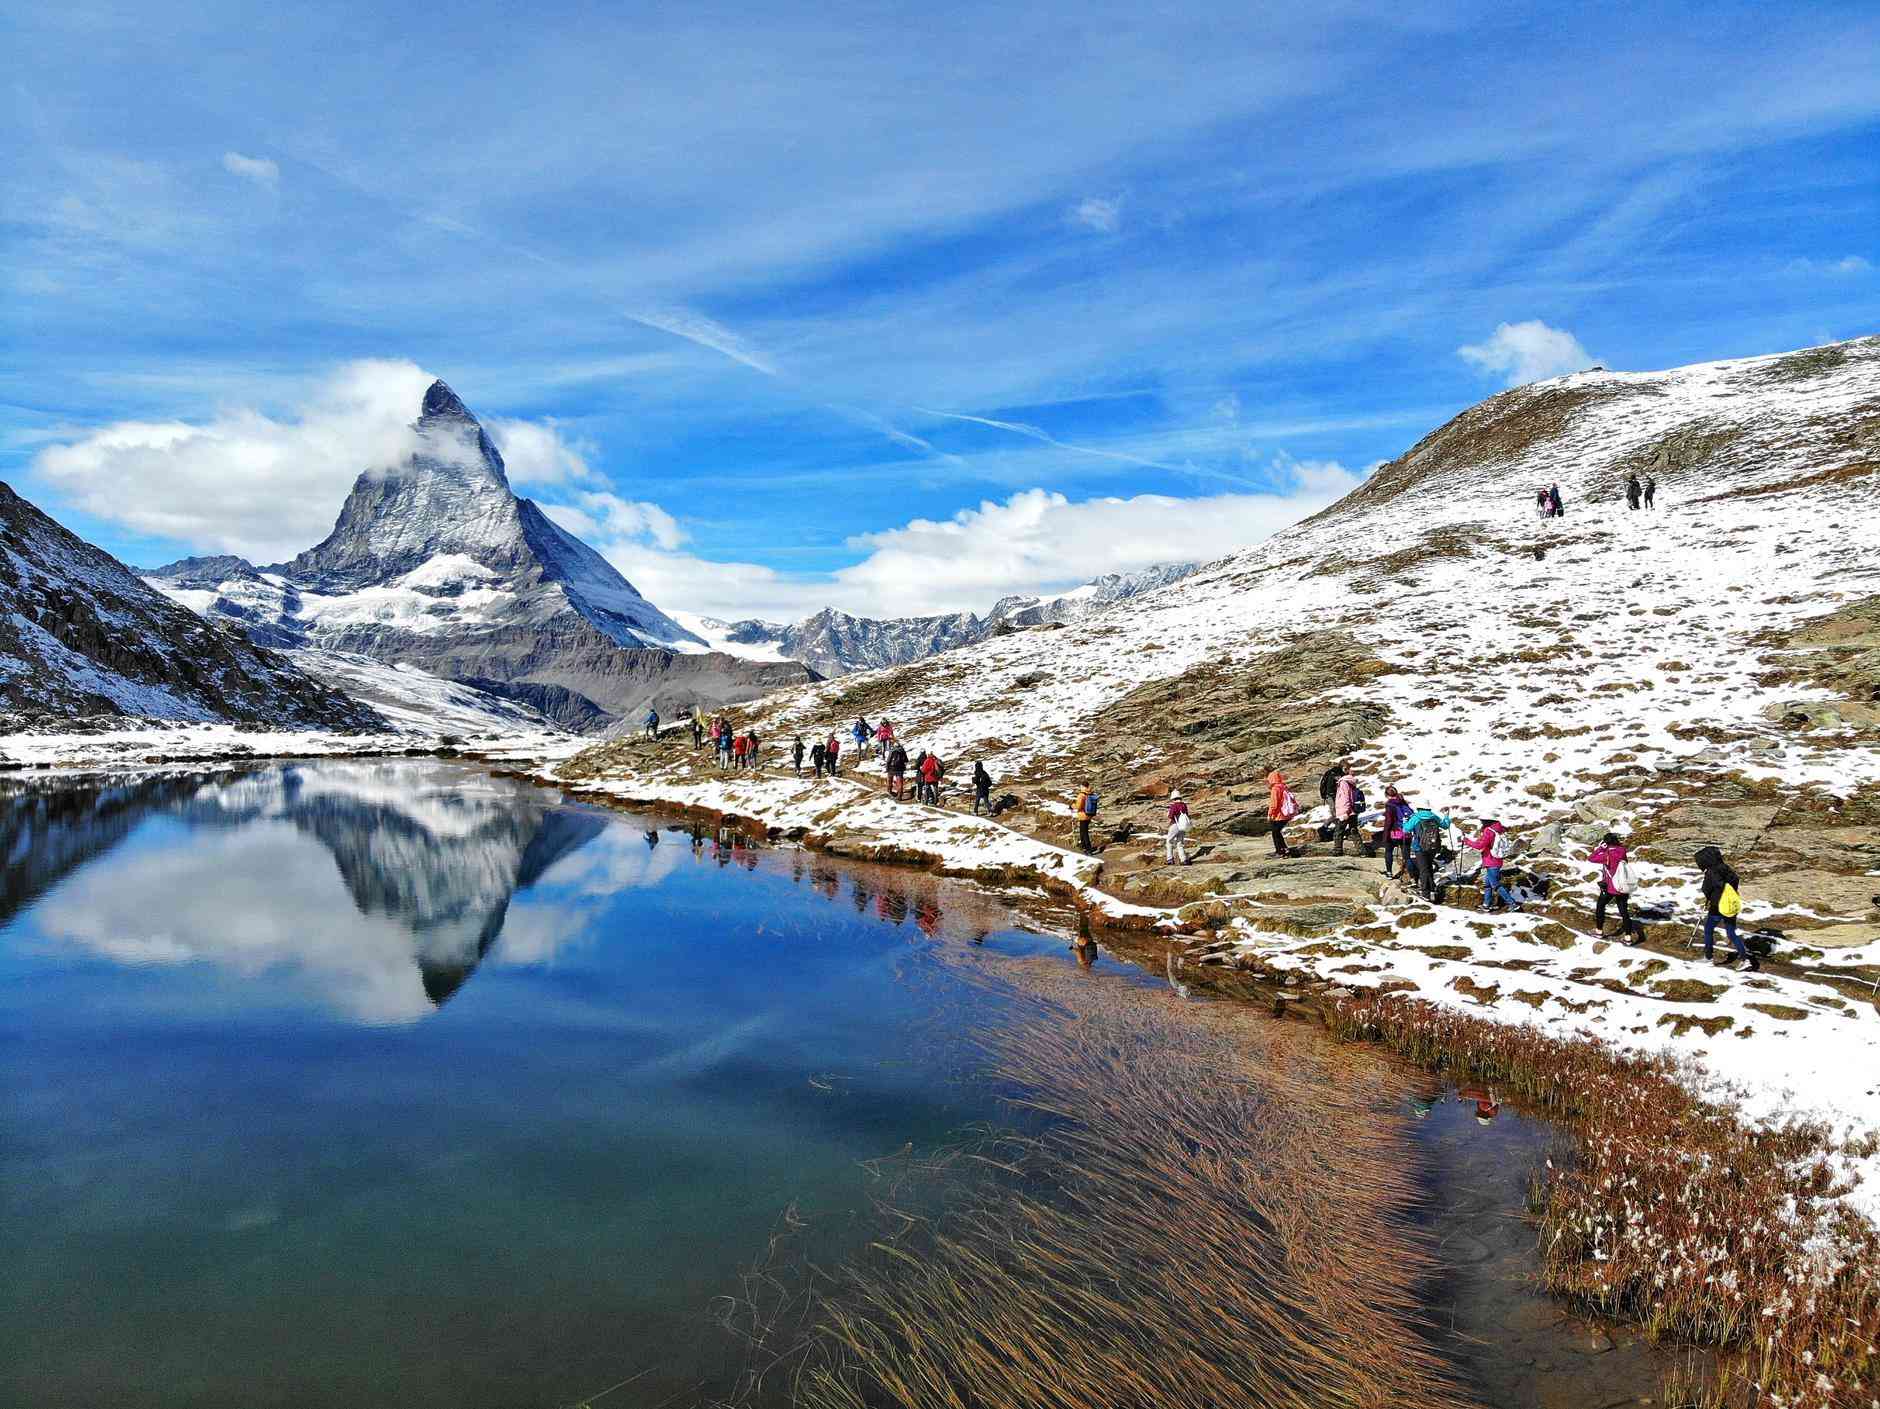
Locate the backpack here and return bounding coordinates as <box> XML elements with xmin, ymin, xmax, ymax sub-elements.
<box><xmin>1277</xmin><ymin>788</ymin><xmax>1299</xmax><ymax>820</ymax></box>
<box><xmin>1414</xmin><ymin>817</ymin><xmax>1442</xmax><ymax>852</ymax></box>
<box><xmin>1718</xmin><ymin>883</ymin><xmax>1742</xmax><ymax>918</ymax></box>
<box><xmin>1609</xmin><ymin>859</ymin><xmax>1638</xmax><ymax>895</ymax></box>
<box><xmin>1489</xmin><ymin>827</ymin><xmax>1513</xmax><ymax>861</ymax></box>
<box><xmin>1081</xmin><ymin>791</ymin><xmax>1099</xmax><ymax>817</ymax></box>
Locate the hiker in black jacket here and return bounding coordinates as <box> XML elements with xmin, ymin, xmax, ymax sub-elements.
<box><xmin>1626</xmin><ymin>473</ymin><xmax>1642</xmax><ymax>510</ymax></box>
<box><xmin>887</xmin><ymin>743</ymin><xmax>909</xmax><ymax>799</ymax></box>
<box><xmin>1318</xmin><ymin>761</ymin><xmax>1345</xmax><ymax>808</ymax></box>
<box><xmin>972</xmin><ymin>761</ymin><xmax>993</xmax><ymax>815</ymax></box>
<box><xmin>1696</xmin><ymin>846</ymin><xmax>1757</xmax><ymax>970</ymax></box>
<box><xmin>791</xmin><ymin>736</ymin><xmax>805</xmax><ymax>775</ymax></box>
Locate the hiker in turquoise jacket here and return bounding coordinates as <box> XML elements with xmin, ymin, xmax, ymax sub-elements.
<box><xmin>1401</xmin><ymin>807</ymin><xmax>1450</xmax><ymax>901</ymax></box>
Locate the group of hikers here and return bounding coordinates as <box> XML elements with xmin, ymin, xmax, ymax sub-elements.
<box><xmin>651</xmin><ymin>711</ymin><xmax>1756</xmax><ymax>972</ymax></box>
<box><xmin>1534</xmin><ymin>473</ymin><xmax>1660</xmax><ymax>517</ymax></box>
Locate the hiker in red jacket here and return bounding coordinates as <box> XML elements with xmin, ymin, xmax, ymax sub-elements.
<box><xmin>1165</xmin><ymin>789</ymin><xmax>1192</xmax><ymax>865</ymax></box>
<box><xmin>1266</xmin><ymin>771</ymin><xmax>1295</xmax><ymax>858</ymax></box>
<box><xmin>825</xmin><ymin>734</ymin><xmax>841</xmax><ymax>776</ymax></box>
<box><xmin>918</xmin><ymin>751</ymin><xmax>942</xmax><ymax>804</ymax></box>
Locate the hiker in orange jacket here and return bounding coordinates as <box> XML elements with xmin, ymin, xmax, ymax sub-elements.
<box><xmin>1266</xmin><ymin>771</ymin><xmax>1295</xmax><ymax>858</ymax></box>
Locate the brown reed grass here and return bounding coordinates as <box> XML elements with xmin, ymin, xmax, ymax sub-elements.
<box><xmin>1326</xmin><ymin>992</ymin><xmax>1879</xmax><ymax>1409</ymax></box>
<box><xmin>717</xmin><ymin>961</ymin><xmax>1481</xmax><ymax>1409</ymax></box>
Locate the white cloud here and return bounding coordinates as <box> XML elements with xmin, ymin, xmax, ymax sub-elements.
<box><xmin>1784</xmin><ymin>254</ymin><xmax>1871</xmax><ymax>276</ymax></box>
<box><xmin>540</xmin><ymin>491</ymin><xmax>685</xmax><ymax>553</ymax></box>
<box><xmin>1069</xmin><ymin>195</ymin><xmax>1123</xmax><ymax>234</ymax></box>
<box><xmin>1457</xmin><ymin>320</ymin><xmax>1594</xmax><ymax>387</ymax></box>
<box><xmin>221</xmin><ymin>151</ymin><xmax>280</xmax><ymax>187</ymax></box>
<box><xmin>485</xmin><ymin>417</ymin><xmax>598</xmax><ymax>487</ymax></box>
<box><xmin>572</xmin><ymin>467</ymin><xmax>1363</xmax><ymax>623</ymax></box>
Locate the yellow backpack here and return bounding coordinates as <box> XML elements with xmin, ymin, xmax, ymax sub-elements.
<box><xmin>1718</xmin><ymin>884</ymin><xmax>1742</xmax><ymax>918</ymax></box>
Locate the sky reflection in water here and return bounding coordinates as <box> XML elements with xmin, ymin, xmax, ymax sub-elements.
<box><xmin>0</xmin><ymin>762</ymin><xmax>1069</xmax><ymax>1408</ymax></box>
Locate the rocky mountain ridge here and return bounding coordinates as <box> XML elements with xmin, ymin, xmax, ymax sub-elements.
<box><xmin>681</xmin><ymin>562</ymin><xmax>1200</xmax><ymax>676</ymax></box>
<box><xmin>0</xmin><ymin>481</ymin><xmax>381</xmax><ymax>729</ymax></box>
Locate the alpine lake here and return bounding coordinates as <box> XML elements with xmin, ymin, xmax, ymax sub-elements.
<box><xmin>0</xmin><ymin>761</ymin><xmax>1674</xmax><ymax>1408</ymax></box>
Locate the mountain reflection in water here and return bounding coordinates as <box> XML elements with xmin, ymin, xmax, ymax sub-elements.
<box><xmin>0</xmin><ymin>762</ymin><xmax>608</xmax><ymax>1021</ymax></box>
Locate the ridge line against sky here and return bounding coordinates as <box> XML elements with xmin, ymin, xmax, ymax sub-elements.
<box><xmin>3</xmin><ymin>0</ymin><xmax>1877</xmax><ymax>619</ymax></box>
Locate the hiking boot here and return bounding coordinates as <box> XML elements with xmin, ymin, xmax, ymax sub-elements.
<box><xmin>1717</xmin><ymin>955</ymin><xmax>1741</xmax><ymax>968</ymax></box>
<box><xmin>1747</xmin><ymin>956</ymin><xmax>1762</xmax><ymax>973</ymax></box>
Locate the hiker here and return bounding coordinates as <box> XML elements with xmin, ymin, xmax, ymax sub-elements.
<box><xmin>1165</xmin><ymin>789</ymin><xmax>1192</xmax><ymax>865</ymax></box>
<box><xmin>643</xmin><ymin>707</ymin><xmax>660</xmax><ymax>740</ymax></box>
<box><xmin>1381</xmin><ymin>787</ymin><xmax>1412</xmax><ymax>877</ymax></box>
<box><xmin>1644</xmin><ymin>475</ymin><xmax>1657</xmax><ymax>508</ymax></box>
<box><xmin>1266</xmin><ymin>771</ymin><xmax>1298</xmax><ymax>857</ymax></box>
<box><xmin>853</xmin><ymin>717</ymin><xmax>869</xmax><ymax>757</ymax></box>
<box><xmin>1331</xmin><ymin>763</ymin><xmax>1362</xmax><ymax>856</ymax></box>
<box><xmin>876</xmin><ymin>718</ymin><xmax>894</xmax><ymax>761</ymax></box>
<box><xmin>919</xmin><ymin>751</ymin><xmax>943</xmax><ymax>804</ymax></box>
<box><xmin>1401</xmin><ymin>805</ymin><xmax>1451</xmax><ymax>900</ymax></box>
<box><xmin>1548</xmin><ymin>483</ymin><xmax>1564</xmax><ymax>517</ymax></box>
<box><xmin>1073</xmin><ymin>784</ymin><xmax>1099</xmax><ymax>854</ymax></box>
<box><xmin>1318</xmin><ymin>760</ymin><xmax>1345</xmax><ymax>809</ymax></box>
<box><xmin>972</xmin><ymin>760</ymin><xmax>992</xmax><ymax>815</ymax></box>
<box><xmin>691</xmin><ymin>713</ymin><xmax>704</xmax><ymax>749</ymax></box>
<box><xmin>826</xmin><ymin>734</ymin><xmax>841</xmax><ymax>777</ymax></box>
<box><xmin>791</xmin><ymin>735</ymin><xmax>805</xmax><ymax>775</ymax></box>
<box><xmin>1463</xmin><ymin>818</ymin><xmax>1520</xmax><ymax>913</ymax></box>
<box><xmin>1625</xmin><ymin>472</ymin><xmax>1642</xmax><ymax>510</ymax></box>
<box><xmin>1535</xmin><ymin>488</ymin><xmax>1550</xmax><ymax>518</ymax></box>
<box><xmin>1696</xmin><ymin>846</ymin><xmax>1757</xmax><ymax>970</ymax></box>
<box><xmin>1588</xmin><ymin>832</ymin><xmax>1641</xmax><ymax>941</ymax></box>
<box><xmin>746</xmin><ymin>730</ymin><xmax>761</xmax><ymax>769</ymax></box>
<box><xmin>810</xmin><ymin>740</ymin><xmax>827</xmax><ymax>777</ymax></box>
<box><xmin>732</xmin><ymin>731</ymin><xmax>749</xmax><ymax>769</ymax></box>
<box><xmin>887</xmin><ymin>742</ymin><xmax>909</xmax><ymax>799</ymax></box>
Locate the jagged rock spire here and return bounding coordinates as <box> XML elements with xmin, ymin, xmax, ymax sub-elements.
<box><xmin>421</xmin><ymin>379</ymin><xmax>472</xmax><ymax>421</ymax></box>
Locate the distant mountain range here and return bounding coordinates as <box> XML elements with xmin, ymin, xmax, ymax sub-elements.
<box><xmin>674</xmin><ymin>563</ymin><xmax>1200</xmax><ymax>677</ymax></box>
<box><xmin>143</xmin><ymin>379</ymin><xmax>813</xmax><ymax>729</ymax></box>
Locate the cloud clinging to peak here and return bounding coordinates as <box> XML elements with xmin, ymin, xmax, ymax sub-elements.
<box><xmin>1458</xmin><ymin>320</ymin><xmax>1594</xmax><ymax>387</ymax></box>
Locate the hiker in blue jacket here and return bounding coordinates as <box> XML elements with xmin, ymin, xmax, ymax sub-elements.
<box><xmin>1401</xmin><ymin>805</ymin><xmax>1451</xmax><ymax>901</ymax></box>
<box><xmin>643</xmin><ymin>708</ymin><xmax>659</xmax><ymax>740</ymax></box>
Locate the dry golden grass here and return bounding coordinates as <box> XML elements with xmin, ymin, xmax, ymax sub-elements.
<box><xmin>715</xmin><ymin>962</ymin><xmax>1477</xmax><ymax>1409</ymax></box>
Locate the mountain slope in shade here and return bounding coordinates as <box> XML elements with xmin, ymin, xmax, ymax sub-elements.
<box><xmin>675</xmin><ymin>563</ymin><xmax>1201</xmax><ymax>677</ymax></box>
<box><xmin>0</xmin><ymin>481</ymin><xmax>381</xmax><ymax>728</ymax></box>
<box><xmin>147</xmin><ymin>379</ymin><xmax>815</xmax><ymax>725</ymax></box>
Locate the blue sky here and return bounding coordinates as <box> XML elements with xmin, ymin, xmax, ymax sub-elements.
<box><xmin>4</xmin><ymin>0</ymin><xmax>1877</xmax><ymax>619</ymax></box>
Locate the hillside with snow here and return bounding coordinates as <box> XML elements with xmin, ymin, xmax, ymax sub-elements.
<box><xmin>549</xmin><ymin>336</ymin><xmax>1880</xmax><ymax>1189</ymax></box>
<box><xmin>0</xmin><ymin>482</ymin><xmax>381</xmax><ymax>730</ymax></box>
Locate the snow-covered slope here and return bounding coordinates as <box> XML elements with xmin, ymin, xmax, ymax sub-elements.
<box><xmin>146</xmin><ymin>379</ymin><xmax>814</xmax><ymax>725</ymax></box>
<box><xmin>0</xmin><ymin>482</ymin><xmax>380</xmax><ymax>729</ymax></box>
<box><xmin>607</xmin><ymin>336</ymin><xmax>1880</xmax><ymax>1174</ymax></box>
<box><xmin>683</xmin><ymin>563</ymin><xmax>1201</xmax><ymax>678</ymax></box>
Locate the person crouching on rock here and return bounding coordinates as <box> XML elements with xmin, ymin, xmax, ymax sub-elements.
<box><xmin>1330</xmin><ymin>763</ymin><xmax>1362</xmax><ymax>856</ymax></box>
<box><xmin>1165</xmin><ymin>789</ymin><xmax>1192</xmax><ymax>865</ymax></box>
<box><xmin>972</xmin><ymin>760</ymin><xmax>992</xmax><ymax>815</ymax></box>
<box><xmin>1463</xmin><ymin>818</ymin><xmax>1519</xmax><ymax>913</ymax></box>
<box><xmin>1266</xmin><ymin>771</ymin><xmax>1297</xmax><ymax>858</ymax></box>
<box><xmin>1074</xmin><ymin>784</ymin><xmax>1099</xmax><ymax>854</ymax></box>
<box><xmin>1696</xmin><ymin>846</ymin><xmax>1757</xmax><ymax>970</ymax></box>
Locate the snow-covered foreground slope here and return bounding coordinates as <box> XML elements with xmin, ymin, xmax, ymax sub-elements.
<box><xmin>555</xmin><ymin>336</ymin><xmax>1880</xmax><ymax>1216</ymax></box>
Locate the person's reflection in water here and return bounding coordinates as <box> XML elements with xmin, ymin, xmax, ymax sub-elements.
<box><xmin>851</xmin><ymin>876</ymin><xmax>872</xmax><ymax>914</ymax></box>
<box><xmin>689</xmin><ymin>824</ymin><xmax>705</xmax><ymax>857</ymax></box>
<box><xmin>644</xmin><ymin>828</ymin><xmax>660</xmax><ymax>850</ymax></box>
<box><xmin>914</xmin><ymin>895</ymin><xmax>941</xmax><ymax>938</ymax></box>
<box><xmin>1072</xmin><ymin>913</ymin><xmax>1098</xmax><ymax>968</ymax></box>
<box><xmin>878</xmin><ymin>887</ymin><xmax>909</xmax><ymax>926</ymax></box>
<box><xmin>1457</xmin><ymin>1086</ymin><xmax>1500</xmax><ymax>1125</ymax></box>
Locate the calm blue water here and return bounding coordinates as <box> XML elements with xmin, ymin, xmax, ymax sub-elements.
<box><xmin>0</xmin><ymin>762</ymin><xmax>1088</xmax><ymax>1409</ymax></box>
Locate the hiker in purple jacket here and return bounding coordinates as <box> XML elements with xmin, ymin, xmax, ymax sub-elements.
<box><xmin>1381</xmin><ymin>786</ymin><xmax>1411</xmax><ymax>877</ymax></box>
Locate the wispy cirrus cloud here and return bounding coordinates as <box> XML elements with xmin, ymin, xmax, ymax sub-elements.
<box><xmin>220</xmin><ymin>151</ymin><xmax>279</xmax><ymax>187</ymax></box>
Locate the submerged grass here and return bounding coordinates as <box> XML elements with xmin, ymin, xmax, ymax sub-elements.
<box><xmin>1325</xmin><ymin>993</ymin><xmax>1880</xmax><ymax>1409</ymax></box>
<box><xmin>718</xmin><ymin>967</ymin><xmax>1478</xmax><ymax>1409</ymax></box>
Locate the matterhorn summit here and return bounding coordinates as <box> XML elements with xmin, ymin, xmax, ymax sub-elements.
<box><xmin>148</xmin><ymin>380</ymin><xmax>813</xmax><ymax>726</ymax></box>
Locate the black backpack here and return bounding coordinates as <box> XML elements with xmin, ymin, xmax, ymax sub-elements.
<box><xmin>1414</xmin><ymin>817</ymin><xmax>1443</xmax><ymax>852</ymax></box>
<box><xmin>1320</xmin><ymin>766</ymin><xmax>1342</xmax><ymax>800</ymax></box>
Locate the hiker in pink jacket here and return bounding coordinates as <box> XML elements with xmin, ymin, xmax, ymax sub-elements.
<box><xmin>1330</xmin><ymin>765</ymin><xmax>1362</xmax><ymax>856</ymax></box>
<box><xmin>1588</xmin><ymin>832</ymin><xmax>1638</xmax><ymax>941</ymax></box>
<box><xmin>1463</xmin><ymin>819</ymin><xmax>1520</xmax><ymax>914</ymax></box>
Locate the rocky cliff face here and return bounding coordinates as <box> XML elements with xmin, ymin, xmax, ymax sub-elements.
<box><xmin>689</xmin><ymin>563</ymin><xmax>1201</xmax><ymax>677</ymax></box>
<box><xmin>147</xmin><ymin>380</ymin><xmax>816</xmax><ymax>727</ymax></box>
<box><xmin>0</xmin><ymin>482</ymin><xmax>381</xmax><ymax>728</ymax></box>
